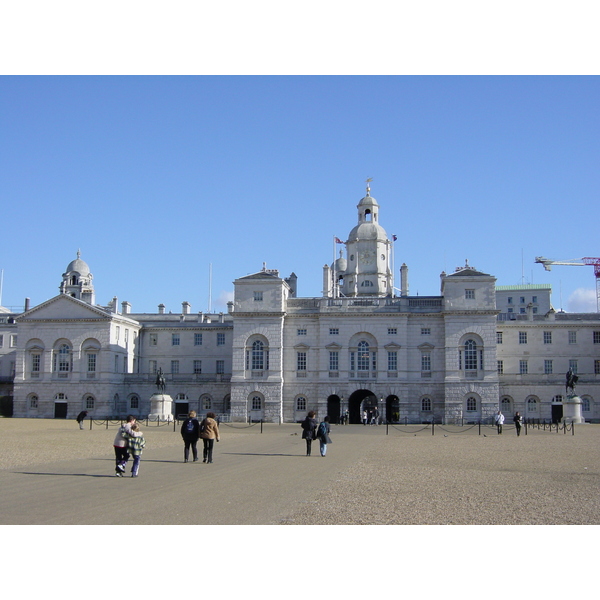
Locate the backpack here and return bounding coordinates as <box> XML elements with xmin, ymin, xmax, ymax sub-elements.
<box><xmin>185</xmin><ymin>419</ymin><xmax>195</xmax><ymax>434</ymax></box>
<box><xmin>317</xmin><ymin>422</ymin><xmax>327</xmax><ymax>438</ymax></box>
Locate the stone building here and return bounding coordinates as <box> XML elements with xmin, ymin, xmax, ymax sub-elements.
<box><xmin>2</xmin><ymin>186</ymin><xmax>599</xmax><ymax>422</ymax></box>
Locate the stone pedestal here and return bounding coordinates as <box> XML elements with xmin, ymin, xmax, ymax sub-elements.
<box><xmin>562</xmin><ymin>394</ymin><xmax>585</xmax><ymax>424</ymax></box>
<box><xmin>147</xmin><ymin>393</ymin><xmax>173</xmax><ymax>421</ymax></box>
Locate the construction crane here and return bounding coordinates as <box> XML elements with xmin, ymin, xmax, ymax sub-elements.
<box><xmin>535</xmin><ymin>256</ymin><xmax>600</xmax><ymax>312</ymax></box>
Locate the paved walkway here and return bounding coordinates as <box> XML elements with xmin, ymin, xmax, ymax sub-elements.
<box><xmin>1</xmin><ymin>419</ymin><xmax>599</xmax><ymax>525</ymax></box>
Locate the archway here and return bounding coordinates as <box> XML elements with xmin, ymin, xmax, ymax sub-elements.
<box><xmin>327</xmin><ymin>395</ymin><xmax>341</xmax><ymax>424</ymax></box>
<box><xmin>386</xmin><ymin>395</ymin><xmax>400</xmax><ymax>423</ymax></box>
<box><xmin>348</xmin><ymin>389</ymin><xmax>377</xmax><ymax>424</ymax></box>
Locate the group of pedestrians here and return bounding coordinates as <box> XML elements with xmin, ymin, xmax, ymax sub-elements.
<box><xmin>113</xmin><ymin>415</ymin><xmax>146</xmax><ymax>477</ymax></box>
<box><xmin>301</xmin><ymin>411</ymin><xmax>332</xmax><ymax>457</ymax></box>
<box><xmin>179</xmin><ymin>410</ymin><xmax>220</xmax><ymax>463</ymax></box>
<box><xmin>362</xmin><ymin>408</ymin><xmax>380</xmax><ymax>425</ymax></box>
<box><xmin>111</xmin><ymin>411</ymin><xmax>221</xmax><ymax>478</ymax></box>
<box><xmin>494</xmin><ymin>410</ymin><xmax>523</xmax><ymax>436</ymax></box>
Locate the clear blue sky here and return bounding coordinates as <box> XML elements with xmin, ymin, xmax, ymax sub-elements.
<box><xmin>2</xmin><ymin>75</ymin><xmax>598</xmax><ymax>313</ymax></box>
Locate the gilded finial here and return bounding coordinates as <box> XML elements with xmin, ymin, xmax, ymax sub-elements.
<box><xmin>365</xmin><ymin>177</ymin><xmax>373</xmax><ymax>195</ymax></box>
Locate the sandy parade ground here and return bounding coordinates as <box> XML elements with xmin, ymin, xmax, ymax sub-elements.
<box><xmin>1</xmin><ymin>417</ymin><xmax>597</xmax><ymax>598</ymax></box>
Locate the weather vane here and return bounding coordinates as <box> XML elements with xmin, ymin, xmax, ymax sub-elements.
<box><xmin>366</xmin><ymin>177</ymin><xmax>373</xmax><ymax>195</ymax></box>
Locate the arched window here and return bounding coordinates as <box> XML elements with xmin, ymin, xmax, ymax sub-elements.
<box><xmin>251</xmin><ymin>395</ymin><xmax>262</xmax><ymax>411</ymax></box>
<box><xmin>29</xmin><ymin>395</ymin><xmax>38</xmax><ymax>409</ymax></box>
<box><xmin>464</xmin><ymin>340</ymin><xmax>478</xmax><ymax>370</ymax></box>
<box><xmin>130</xmin><ymin>395</ymin><xmax>139</xmax><ymax>409</ymax></box>
<box><xmin>357</xmin><ymin>341</ymin><xmax>370</xmax><ymax>371</ymax></box>
<box><xmin>501</xmin><ymin>397</ymin><xmax>512</xmax><ymax>413</ymax></box>
<box><xmin>201</xmin><ymin>395</ymin><xmax>212</xmax><ymax>410</ymax></box>
<box><xmin>421</xmin><ymin>397</ymin><xmax>432</xmax><ymax>412</ymax></box>
<box><xmin>296</xmin><ymin>396</ymin><xmax>307</xmax><ymax>412</ymax></box>
<box><xmin>85</xmin><ymin>395</ymin><xmax>95</xmax><ymax>410</ymax></box>
<box><xmin>527</xmin><ymin>397</ymin><xmax>538</xmax><ymax>413</ymax></box>
<box><xmin>466</xmin><ymin>396</ymin><xmax>477</xmax><ymax>412</ymax></box>
<box><xmin>54</xmin><ymin>343</ymin><xmax>71</xmax><ymax>373</ymax></box>
<box><xmin>581</xmin><ymin>397</ymin><xmax>591</xmax><ymax>412</ymax></box>
<box><xmin>252</xmin><ymin>340</ymin><xmax>265</xmax><ymax>370</ymax></box>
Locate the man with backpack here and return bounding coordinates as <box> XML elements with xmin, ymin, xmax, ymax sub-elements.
<box><xmin>180</xmin><ymin>410</ymin><xmax>200</xmax><ymax>462</ymax></box>
<box><xmin>317</xmin><ymin>416</ymin><xmax>332</xmax><ymax>457</ymax></box>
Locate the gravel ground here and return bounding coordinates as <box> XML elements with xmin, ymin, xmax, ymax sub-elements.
<box><xmin>283</xmin><ymin>423</ymin><xmax>600</xmax><ymax>525</ymax></box>
<box><xmin>1</xmin><ymin>418</ymin><xmax>599</xmax><ymax>525</ymax></box>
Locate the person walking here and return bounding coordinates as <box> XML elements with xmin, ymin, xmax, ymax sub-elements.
<box><xmin>180</xmin><ymin>410</ymin><xmax>200</xmax><ymax>462</ymax></box>
<box><xmin>317</xmin><ymin>416</ymin><xmax>332</xmax><ymax>457</ymax></box>
<box><xmin>494</xmin><ymin>410</ymin><xmax>505</xmax><ymax>434</ymax></box>
<box><xmin>76</xmin><ymin>410</ymin><xmax>88</xmax><ymax>430</ymax></box>
<box><xmin>124</xmin><ymin>423</ymin><xmax>146</xmax><ymax>477</ymax></box>
<box><xmin>113</xmin><ymin>415</ymin><xmax>138</xmax><ymax>476</ymax></box>
<box><xmin>301</xmin><ymin>411</ymin><xmax>318</xmax><ymax>456</ymax></box>
<box><xmin>199</xmin><ymin>412</ymin><xmax>220</xmax><ymax>463</ymax></box>
<box><xmin>513</xmin><ymin>411</ymin><xmax>523</xmax><ymax>436</ymax></box>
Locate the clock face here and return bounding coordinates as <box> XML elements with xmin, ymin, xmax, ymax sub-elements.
<box><xmin>359</xmin><ymin>250</ymin><xmax>374</xmax><ymax>264</ymax></box>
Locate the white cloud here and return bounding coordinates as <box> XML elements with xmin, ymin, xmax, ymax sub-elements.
<box><xmin>567</xmin><ymin>288</ymin><xmax>597</xmax><ymax>313</ymax></box>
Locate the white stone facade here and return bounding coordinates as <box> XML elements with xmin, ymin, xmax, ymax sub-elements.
<box><xmin>2</xmin><ymin>189</ymin><xmax>599</xmax><ymax>423</ymax></box>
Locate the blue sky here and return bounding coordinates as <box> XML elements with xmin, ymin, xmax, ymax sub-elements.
<box><xmin>1</xmin><ymin>75</ymin><xmax>598</xmax><ymax>313</ymax></box>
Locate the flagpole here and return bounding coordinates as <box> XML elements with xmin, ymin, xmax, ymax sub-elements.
<box><xmin>332</xmin><ymin>236</ymin><xmax>336</xmax><ymax>298</ymax></box>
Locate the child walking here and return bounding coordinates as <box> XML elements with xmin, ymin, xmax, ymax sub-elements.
<box><xmin>125</xmin><ymin>423</ymin><xmax>146</xmax><ymax>477</ymax></box>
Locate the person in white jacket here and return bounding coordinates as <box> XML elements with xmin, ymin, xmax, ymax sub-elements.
<box><xmin>494</xmin><ymin>410</ymin><xmax>505</xmax><ymax>435</ymax></box>
<box><xmin>113</xmin><ymin>415</ymin><xmax>142</xmax><ymax>476</ymax></box>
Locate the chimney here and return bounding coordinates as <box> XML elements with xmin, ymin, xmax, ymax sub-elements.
<box><xmin>158</xmin><ymin>304</ymin><xmax>165</xmax><ymax>315</ymax></box>
<box><xmin>121</xmin><ymin>301</ymin><xmax>131</xmax><ymax>314</ymax></box>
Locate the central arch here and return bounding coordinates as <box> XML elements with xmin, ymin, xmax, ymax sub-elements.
<box><xmin>348</xmin><ymin>389</ymin><xmax>378</xmax><ymax>424</ymax></box>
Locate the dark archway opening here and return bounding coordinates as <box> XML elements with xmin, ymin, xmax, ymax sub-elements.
<box><xmin>327</xmin><ymin>395</ymin><xmax>341</xmax><ymax>424</ymax></box>
<box><xmin>348</xmin><ymin>389</ymin><xmax>378</xmax><ymax>424</ymax></box>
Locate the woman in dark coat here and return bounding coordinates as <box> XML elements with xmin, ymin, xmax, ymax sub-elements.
<box><xmin>301</xmin><ymin>411</ymin><xmax>318</xmax><ymax>456</ymax></box>
<box><xmin>180</xmin><ymin>410</ymin><xmax>200</xmax><ymax>462</ymax></box>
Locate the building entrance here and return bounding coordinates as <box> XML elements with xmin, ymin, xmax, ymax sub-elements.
<box><xmin>348</xmin><ymin>389</ymin><xmax>378</xmax><ymax>424</ymax></box>
<box><xmin>326</xmin><ymin>395</ymin><xmax>341</xmax><ymax>424</ymax></box>
<box><xmin>54</xmin><ymin>402</ymin><xmax>68</xmax><ymax>419</ymax></box>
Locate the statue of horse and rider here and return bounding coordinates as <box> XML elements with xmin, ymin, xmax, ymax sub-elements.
<box><xmin>565</xmin><ymin>368</ymin><xmax>578</xmax><ymax>395</ymax></box>
<box><xmin>155</xmin><ymin>368</ymin><xmax>166</xmax><ymax>393</ymax></box>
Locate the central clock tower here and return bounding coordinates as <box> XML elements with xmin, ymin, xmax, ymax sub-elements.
<box><xmin>338</xmin><ymin>184</ymin><xmax>393</xmax><ymax>297</ymax></box>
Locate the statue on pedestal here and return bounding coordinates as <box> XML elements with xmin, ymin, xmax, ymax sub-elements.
<box><xmin>565</xmin><ymin>368</ymin><xmax>578</xmax><ymax>396</ymax></box>
<box><xmin>155</xmin><ymin>368</ymin><xmax>166</xmax><ymax>393</ymax></box>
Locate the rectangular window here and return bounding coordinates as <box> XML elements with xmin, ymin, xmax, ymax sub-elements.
<box><xmin>193</xmin><ymin>360</ymin><xmax>202</xmax><ymax>374</ymax></box>
<box><xmin>194</xmin><ymin>333</ymin><xmax>203</xmax><ymax>346</ymax></box>
<box><xmin>387</xmin><ymin>351</ymin><xmax>397</xmax><ymax>372</ymax></box>
<box><xmin>0</xmin><ymin>334</ymin><xmax>3</xmax><ymax>347</ymax></box>
<box><xmin>544</xmin><ymin>331</ymin><xmax>552</xmax><ymax>344</ymax></box>
<box><xmin>217</xmin><ymin>332</ymin><xmax>225</xmax><ymax>346</ymax></box>
<box><xmin>421</xmin><ymin>328</ymin><xmax>430</xmax><ymax>335</ymax></box>
<box><xmin>149</xmin><ymin>360</ymin><xmax>157</xmax><ymax>373</ymax></box>
<box><xmin>171</xmin><ymin>360</ymin><xmax>179</xmax><ymax>374</ymax></box>
<box><xmin>297</xmin><ymin>329</ymin><xmax>307</xmax><ymax>336</ymax></box>
<box><xmin>465</xmin><ymin>289</ymin><xmax>475</xmax><ymax>299</ymax></box>
<box><xmin>216</xmin><ymin>360</ymin><xmax>225</xmax><ymax>374</ymax></box>
<box><xmin>329</xmin><ymin>351</ymin><xmax>339</xmax><ymax>371</ymax></box>
<box><xmin>497</xmin><ymin>360</ymin><xmax>503</xmax><ymax>375</ymax></box>
<box><xmin>519</xmin><ymin>331</ymin><xmax>527</xmax><ymax>344</ymax></box>
<box><xmin>297</xmin><ymin>351</ymin><xmax>307</xmax><ymax>371</ymax></box>
<box><xmin>508</xmin><ymin>297</ymin><xmax>513</xmax><ymax>304</ymax></box>
<box><xmin>123</xmin><ymin>356</ymin><xmax>128</xmax><ymax>374</ymax></box>
<box><xmin>421</xmin><ymin>353</ymin><xmax>431</xmax><ymax>372</ymax></box>
<box><xmin>115</xmin><ymin>326</ymin><xmax>120</xmax><ymax>341</ymax></box>
<box><xmin>520</xmin><ymin>296</ymin><xmax>525</xmax><ymax>304</ymax></box>
<box><xmin>594</xmin><ymin>331</ymin><xmax>600</xmax><ymax>344</ymax></box>
<box><xmin>595</xmin><ymin>360</ymin><xmax>600</xmax><ymax>375</ymax></box>
<box><xmin>32</xmin><ymin>354</ymin><xmax>41</xmax><ymax>373</ymax></box>
<box><xmin>568</xmin><ymin>331</ymin><xmax>577</xmax><ymax>344</ymax></box>
<box><xmin>388</xmin><ymin>328</ymin><xmax>398</xmax><ymax>335</ymax></box>
<box><xmin>496</xmin><ymin>332</ymin><xmax>503</xmax><ymax>344</ymax></box>
<box><xmin>87</xmin><ymin>354</ymin><xmax>96</xmax><ymax>372</ymax></box>
<box><xmin>569</xmin><ymin>359</ymin><xmax>578</xmax><ymax>373</ymax></box>
<box><xmin>172</xmin><ymin>333</ymin><xmax>180</xmax><ymax>346</ymax></box>
<box><xmin>519</xmin><ymin>360</ymin><xmax>528</xmax><ymax>375</ymax></box>
<box><xmin>149</xmin><ymin>333</ymin><xmax>158</xmax><ymax>346</ymax></box>
<box><xmin>10</xmin><ymin>335</ymin><xmax>17</xmax><ymax>348</ymax></box>
<box><xmin>544</xmin><ymin>360</ymin><xmax>553</xmax><ymax>374</ymax></box>
<box><xmin>329</xmin><ymin>328</ymin><xmax>339</xmax><ymax>335</ymax></box>
<box><xmin>124</xmin><ymin>329</ymin><xmax>129</xmax><ymax>344</ymax></box>
<box><xmin>253</xmin><ymin>291</ymin><xmax>263</xmax><ymax>301</ymax></box>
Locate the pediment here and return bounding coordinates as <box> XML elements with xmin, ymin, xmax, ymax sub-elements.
<box><xmin>16</xmin><ymin>294</ymin><xmax>112</xmax><ymax>322</ymax></box>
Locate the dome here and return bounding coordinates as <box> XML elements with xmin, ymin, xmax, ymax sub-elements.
<box><xmin>65</xmin><ymin>252</ymin><xmax>91</xmax><ymax>276</ymax></box>
<box><xmin>332</xmin><ymin>256</ymin><xmax>347</xmax><ymax>273</ymax></box>
<box><xmin>348</xmin><ymin>221</ymin><xmax>388</xmax><ymax>241</ymax></box>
